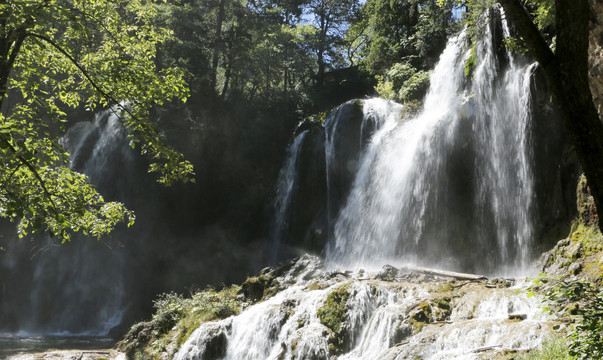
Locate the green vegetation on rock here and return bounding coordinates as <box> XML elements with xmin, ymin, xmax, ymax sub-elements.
<box><xmin>407</xmin><ymin>297</ymin><xmax>452</xmax><ymax>332</ymax></box>
<box><xmin>117</xmin><ymin>285</ymin><xmax>242</xmax><ymax>360</ymax></box>
<box><xmin>465</xmin><ymin>45</ymin><xmax>477</xmax><ymax>79</ymax></box>
<box><xmin>528</xmin><ymin>174</ymin><xmax>603</xmax><ymax>360</ymax></box>
<box><xmin>375</xmin><ymin>62</ymin><xmax>431</xmax><ymax>103</ymax></box>
<box><xmin>317</xmin><ymin>283</ymin><xmax>351</xmax><ymax>355</ymax></box>
<box><xmin>529</xmin><ymin>277</ymin><xmax>602</xmax><ymax>360</ymax></box>
<box><xmin>239</xmin><ymin>274</ymin><xmax>279</xmax><ymax>302</ymax></box>
<box><xmin>516</xmin><ymin>336</ymin><xmax>569</xmax><ymax>360</ymax></box>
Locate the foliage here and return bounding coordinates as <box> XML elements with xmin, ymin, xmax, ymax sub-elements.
<box><xmin>375</xmin><ymin>62</ymin><xmax>430</xmax><ymax>102</ymax></box>
<box><xmin>352</xmin><ymin>0</ymin><xmax>458</xmax><ymax>74</ymax></box>
<box><xmin>0</xmin><ymin>0</ymin><xmax>192</xmax><ymax>242</ymax></box>
<box><xmin>526</xmin><ymin>0</ymin><xmax>555</xmax><ymax>32</ymax></box>
<box><xmin>528</xmin><ymin>276</ymin><xmax>603</xmax><ymax>360</ymax></box>
<box><xmin>437</xmin><ymin>0</ymin><xmax>495</xmax><ymax>39</ymax></box>
<box><xmin>516</xmin><ymin>336</ymin><xmax>570</xmax><ymax>360</ymax></box>
<box><xmin>304</xmin><ymin>0</ymin><xmax>361</xmax><ymax>82</ymax></box>
<box><xmin>317</xmin><ymin>283</ymin><xmax>351</xmax><ymax>355</ymax></box>
<box><xmin>465</xmin><ymin>45</ymin><xmax>477</xmax><ymax>78</ymax></box>
<box><xmin>399</xmin><ymin>70</ymin><xmax>431</xmax><ymax>101</ymax></box>
<box><xmin>119</xmin><ymin>285</ymin><xmax>242</xmax><ymax>359</ymax></box>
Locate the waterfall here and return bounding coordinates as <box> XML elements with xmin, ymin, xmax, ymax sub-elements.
<box><xmin>269</xmin><ymin>130</ymin><xmax>309</xmax><ymax>260</ymax></box>
<box><xmin>324</xmin><ymin>10</ymin><xmax>539</xmax><ymax>275</ymax></box>
<box><xmin>155</xmin><ymin>7</ymin><xmax>570</xmax><ymax>360</ymax></box>
<box><xmin>3</xmin><ymin>109</ymin><xmax>135</xmax><ymax>336</ymax></box>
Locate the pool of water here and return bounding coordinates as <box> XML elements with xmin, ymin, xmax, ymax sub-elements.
<box><xmin>0</xmin><ymin>336</ymin><xmax>114</xmax><ymax>357</ymax></box>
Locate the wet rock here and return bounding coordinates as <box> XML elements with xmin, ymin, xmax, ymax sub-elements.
<box><xmin>7</xmin><ymin>350</ymin><xmax>125</xmax><ymax>360</ymax></box>
<box><xmin>239</xmin><ymin>274</ymin><xmax>275</xmax><ymax>302</ymax></box>
<box><xmin>577</xmin><ymin>174</ymin><xmax>599</xmax><ymax>226</ymax></box>
<box><xmin>174</xmin><ymin>321</ymin><xmax>231</xmax><ymax>360</ymax></box>
<box><xmin>324</xmin><ymin>100</ymin><xmax>365</xmax><ymax>227</ymax></box>
<box><xmin>376</xmin><ymin>265</ymin><xmax>400</xmax><ymax>281</ymax></box>
<box><xmin>279</xmin><ymin>122</ymin><xmax>329</xmax><ymax>255</ymax></box>
<box><xmin>508</xmin><ymin>314</ymin><xmax>527</xmax><ymax>321</ymax></box>
<box><xmin>567</xmin><ymin>242</ymin><xmax>583</xmax><ymax>260</ymax></box>
<box><xmin>568</xmin><ymin>262</ymin><xmax>583</xmax><ymax>275</ymax></box>
<box><xmin>589</xmin><ymin>0</ymin><xmax>603</xmax><ymax>119</ymax></box>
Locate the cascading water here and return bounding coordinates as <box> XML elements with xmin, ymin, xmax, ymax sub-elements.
<box><xmin>326</xmin><ymin>11</ymin><xmax>539</xmax><ymax>275</ymax></box>
<box><xmin>1</xmin><ymin>109</ymin><xmax>135</xmax><ymax>336</ymax></box>
<box><xmin>174</xmin><ymin>255</ymin><xmax>551</xmax><ymax>360</ymax></box>
<box><xmin>269</xmin><ymin>130</ymin><xmax>309</xmax><ymax>260</ymax></box>
<box><xmin>147</xmin><ymin>8</ymin><xmax>573</xmax><ymax>360</ymax></box>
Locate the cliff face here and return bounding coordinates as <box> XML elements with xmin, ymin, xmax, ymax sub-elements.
<box><xmin>590</xmin><ymin>0</ymin><xmax>603</xmax><ymax>118</ymax></box>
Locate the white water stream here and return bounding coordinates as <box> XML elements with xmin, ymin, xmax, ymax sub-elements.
<box><xmin>175</xmin><ymin>6</ymin><xmax>560</xmax><ymax>360</ymax></box>
<box><xmin>269</xmin><ymin>130</ymin><xmax>309</xmax><ymax>260</ymax></box>
<box><xmin>175</xmin><ymin>256</ymin><xmax>550</xmax><ymax>360</ymax></box>
<box><xmin>327</xmin><ymin>15</ymin><xmax>537</xmax><ymax>275</ymax></box>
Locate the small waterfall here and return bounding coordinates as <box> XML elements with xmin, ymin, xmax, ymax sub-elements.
<box><xmin>62</xmin><ymin>108</ymin><xmax>135</xmax><ymax>196</ymax></box>
<box><xmin>11</xmin><ymin>109</ymin><xmax>135</xmax><ymax>336</ymax></box>
<box><xmin>174</xmin><ymin>256</ymin><xmax>550</xmax><ymax>360</ymax></box>
<box><xmin>269</xmin><ymin>130</ymin><xmax>309</xmax><ymax>260</ymax></box>
<box><xmin>325</xmin><ymin>8</ymin><xmax>540</xmax><ymax>275</ymax></box>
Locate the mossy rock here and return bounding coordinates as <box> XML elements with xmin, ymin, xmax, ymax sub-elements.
<box><xmin>305</xmin><ymin>281</ymin><xmax>329</xmax><ymax>291</ymax></box>
<box><xmin>465</xmin><ymin>45</ymin><xmax>477</xmax><ymax>79</ymax></box>
<box><xmin>239</xmin><ymin>274</ymin><xmax>277</xmax><ymax>302</ymax></box>
<box><xmin>577</xmin><ymin>174</ymin><xmax>599</xmax><ymax>226</ymax></box>
<box><xmin>116</xmin><ymin>321</ymin><xmax>155</xmax><ymax>359</ymax></box>
<box><xmin>407</xmin><ymin>298</ymin><xmax>452</xmax><ymax>333</ymax></box>
<box><xmin>317</xmin><ymin>283</ymin><xmax>352</xmax><ymax>355</ymax></box>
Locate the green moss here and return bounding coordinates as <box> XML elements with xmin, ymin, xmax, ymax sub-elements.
<box><xmin>317</xmin><ymin>283</ymin><xmax>351</xmax><ymax>355</ymax></box>
<box><xmin>407</xmin><ymin>298</ymin><xmax>452</xmax><ymax>333</ymax></box>
<box><xmin>435</xmin><ymin>283</ymin><xmax>455</xmax><ymax>293</ymax></box>
<box><xmin>305</xmin><ymin>281</ymin><xmax>328</xmax><ymax>291</ymax></box>
<box><xmin>239</xmin><ymin>274</ymin><xmax>278</xmax><ymax>302</ymax></box>
<box><xmin>118</xmin><ymin>285</ymin><xmax>242</xmax><ymax>359</ymax></box>
<box><xmin>465</xmin><ymin>45</ymin><xmax>477</xmax><ymax>79</ymax></box>
<box><xmin>515</xmin><ymin>336</ymin><xmax>569</xmax><ymax>360</ymax></box>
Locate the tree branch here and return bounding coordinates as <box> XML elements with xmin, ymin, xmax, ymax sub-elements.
<box><xmin>0</xmin><ymin>29</ymin><xmax>27</xmax><ymax>101</ymax></box>
<box><xmin>25</xmin><ymin>32</ymin><xmax>113</xmax><ymax>102</ymax></box>
<box><xmin>0</xmin><ymin>137</ymin><xmax>59</xmax><ymax>216</ymax></box>
<box><xmin>498</xmin><ymin>0</ymin><xmax>556</xmax><ymax>72</ymax></box>
<box><xmin>25</xmin><ymin>32</ymin><xmax>157</xmax><ymax>138</ymax></box>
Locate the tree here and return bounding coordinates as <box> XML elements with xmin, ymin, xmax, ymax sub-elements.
<box><xmin>0</xmin><ymin>0</ymin><xmax>193</xmax><ymax>242</ymax></box>
<box><xmin>497</xmin><ymin>0</ymin><xmax>603</xmax><ymax>231</ymax></box>
<box><xmin>352</xmin><ymin>0</ymin><xmax>457</xmax><ymax>74</ymax></box>
<box><xmin>304</xmin><ymin>0</ymin><xmax>360</xmax><ymax>85</ymax></box>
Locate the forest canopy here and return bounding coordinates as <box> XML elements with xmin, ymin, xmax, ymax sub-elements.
<box><xmin>0</xmin><ymin>0</ymin><xmax>464</xmax><ymax>244</ymax></box>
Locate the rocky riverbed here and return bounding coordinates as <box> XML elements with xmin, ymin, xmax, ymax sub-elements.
<box><xmin>7</xmin><ymin>349</ymin><xmax>125</xmax><ymax>360</ymax></box>
<box><xmin>114</xmin><ymin>254</ymin><xmax>563</xmax><ymax>360</ymax></box>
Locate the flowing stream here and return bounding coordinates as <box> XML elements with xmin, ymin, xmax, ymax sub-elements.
<box><xmin>175</xmin><ymin>255</ymin><xmax>551</xmax><ymax>360</ymax></box>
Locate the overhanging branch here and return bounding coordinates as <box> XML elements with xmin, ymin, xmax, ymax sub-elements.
<box><xmin>498</xmin><ymin>0</ymin><xmax>557</xmax><ymax>72</ymax></box>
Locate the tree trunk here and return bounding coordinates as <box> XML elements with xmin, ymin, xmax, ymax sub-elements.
<box><xmin>210</xmin><ymin>0</ymin><xmax>226</xmax><ymax>94</ymax></box>
<box><xmin>499</xmin><ymin>0</ymin><xmax>603</xmax><ymax>231</ymax></box>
